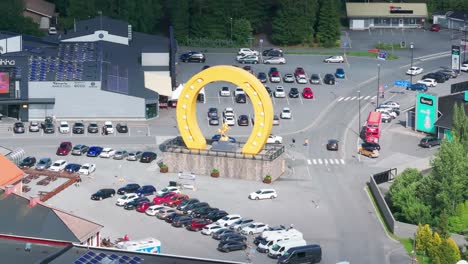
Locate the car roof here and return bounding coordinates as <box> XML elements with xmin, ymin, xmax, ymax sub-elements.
<box><xmin>258</xmin><ymin>188</ymin><xmax>276</xmax><ymax>192</ymax></box>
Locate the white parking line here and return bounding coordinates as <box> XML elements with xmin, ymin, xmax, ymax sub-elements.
<box><xmin>307</xmin><ymin>159</ymin><xmax>312</xmax><ymax>165</ymax></box>
<box><xmin>312</xmin><ymin>159</ymin><xmax>317</xmax><ymax>165</ymax></box>
<box><xmin>231</xmin><ymin>94</ymin><xmax>235</xmax><ymax>104</ymax></box>
<box><xmin>299</xmin><ymin>93</ymin><xmax>304</xmax><ymax>104</ymax></box>
<box><xmin>329</xmin><ymin>159</ymin><xmax>335</xmax><ymax>164</ymax></box>
<box><xmin>350</xmin><ymin>96</ymin><xmax>357</xmax><ymax>100</ymax></box>
<box><xmin>334</xmin><ymin>159</ymin><xmax>340</xmax><ymax>164</ymax></box>
<box><xmin>371</xmin><ymin>96</ymin><xmax>377</xmax><ymax>100</ymax></box>
<box><xmin>218</xmin><ymin>93</ymin><xmax>221</xmax><ymax>104</ymax></box>
<box><xmin>340</xmin><ymin>159</ymin><xmax>345</xmax><ymax>165</ymax></box>
<box><xmin>344</xmin><ymin>97</ymin><xmax>351</xmax><ymax>101</ymax></box>
<box><xmin>338</xmin><ymin>97</ymin><xmax>344</xmax><ymax>102</ymax></box>
<box><xmin>286</xmin><ymin>95</ymin><xmax>290</xmax><ymax>105</ymax></box>
<box><xmin>324</xmin><ymin>159</ymin><xmax>328</xmax><ymax>166</ymax></box>
<box><xmin>358</xmin><ymin>96</ymin><xmax>364</xmax><ymax>100</ymax></box>
<box><xmin>364</xmin><ymin>96</ymin><xmax>370</xmax><ymax>100</ymax></box>
<box><xmin>318</xmin><ymin>159</ymin><xmax>323</xmax><ymax>164</ymax></box>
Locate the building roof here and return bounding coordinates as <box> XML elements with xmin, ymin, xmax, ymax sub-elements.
<box><xmin>434</xmin><ymin>92</ymin><xmax>468</xmax><ymax>129</ymax></box>
<box><xmin>446</xmin><ymin>11</ymin><xmax>468</xmax><ymax>21</ymax></box>
<box><xmin>0</xmin><ymin>154</ymin><xmax>25</xmax><ymax>186</ymax></box>
<box><xmin>23</xmin><ymin>0</ymin><xmax>55</xmax><ymax>18</ymax></box>
<box><xmin>74</xmin><ymin>16</ymin><xmax>129</xmax><ymax>38</ymax></box>
<box><xmin>346</xmin><ymin>3</ymin><xmax>428</xmax><ymax>18</ymax></box>
<box><xmin>0</xmin><ymin>188</ymin><xmax>103</xmax><ymax>243</ymax></box>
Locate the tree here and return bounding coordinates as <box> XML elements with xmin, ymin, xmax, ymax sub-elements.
<box><xmin>232</xmin><ymin>19</ymin><xmax>252</xmax><ymax>45</ymax></box>
<box><xmin>169</xmin><ymin>0</ymin><xmax>190</xmax><ymax>42</ymax></box>
<box><xmin>448</xmin><ymin>201</ymin><xmax>468</xmax><ymax>233</ymax></box>
<box><xmin>240</xmin><ymin>0</ymin><xmax>271</xmax><ymax>33</ymax></box>
<box><xmin>428</xmin><ymin>232</ymin><xmax>442</xmax><ymax>260</ymax></box>
<box><xmin>452</xmin><ymin>103</ymin><xmax>468</xmax><ymax>151</ymax></box>
<box><xmin>416</xmin><ymin>224</ymin><xmax>433</xmax><ymax>253</ymax></box>
<box><xmin>437</xmin><ymin>238</ymin><xmax>461</xmax><ymax>264</ymax></box>
<box><xmin>316</xmin><ymin>0</ymin><xmax>340</xmax><ymax>47</ymax></box>
<box><xmin>0</xmin><ymin>0</ymin><xmax>44</xmax><ymax>36</ymax></box>
<box><xmin>436</xmin><ymin>210</ymin><xmax>450</xmax><ymax>239</ymax></box>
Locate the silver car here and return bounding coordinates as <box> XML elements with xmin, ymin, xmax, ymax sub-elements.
<box><xmin>263</xmin><ymin>56</ymin><xmax>286</xmax><ymax>64</ymax></box>
<box><xmin>35</xmin><ymin>158</ymin><xmax>52</xmax><ymax>170</ymax></box>
<box><xmin>230</xmin><ymin>218</ymin><xmax>255</xmax><ymax>231</ymax></box>
<box><xmin>113</xmin><ymin>150</ymin><xmax>129</xmax><ymax>160</ymax></box>
<box><xmin>127</xmin><ymin>151</ymin><xmax>143</xmax><ymax>161</ymax></box>
<box><xmin>29</xmin><ymin>122</ymin><xmax>40</xmax><ymax>132</ymax></box>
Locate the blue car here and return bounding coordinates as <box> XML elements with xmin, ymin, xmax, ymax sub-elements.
<box><xmin>335</xmin><ymin>68</ymin><xmax>345</xmax><ymax>78</ymax></box>
<box><xmin>211</xmin><ymin>134</ymin><xmax>236</xmax><ymax>143</ymax></box>
<box><xmin>407</xmin><ymin>83</ymin><xmax>428</xmax><ymax>92</ymax></box>
<box><xmin>64</xmin><ymin>163</ymin><xmax>81</xmax><ymax>173</ymax></box>
<box><xmin>87</xmin><ymin>146</ymin><xmax>103</xmax><ymax>157</ymax></box>
<box><xmin>135</xmin><ymin>185</ymin><xmax>156</xmax><ymax>196</ymax></box>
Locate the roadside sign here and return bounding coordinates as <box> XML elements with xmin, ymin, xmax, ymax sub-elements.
<box><xmin>378</xmin><ymin>51</ymin><xmax>387</xmax><ymax>60</ymax></box>
<box><xmin>259</xmin><ymin>38</ymin><xmax>264</xmax><ymax>44</ymax></box>
<box><xmin>342</xmin><ymin>41</ymin><xmax>348</xmax><ymax>48</ymax></box>
<box><xmin>394</xmin><ymin>80</ymin><xmax>411</xmax><ymax>87</ymax></box>
<box><xmin>384</xmin><ymin>84</ymin><xmax>389</xmax><ymax>89</ymax></box>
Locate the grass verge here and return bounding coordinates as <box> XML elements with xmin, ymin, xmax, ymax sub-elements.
<box><xmin>287</xmin><ymin>51</ymin><xmax>399</xmax><ymax>60</ymax></box>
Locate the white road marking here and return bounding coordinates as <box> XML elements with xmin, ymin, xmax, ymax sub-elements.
<box><xmin>338</xmin><ymin>97</ymin><xmax>344</xmax><ymax>102</ymax></box>
<box><xmin>364</xmin><ymin>96</ymin><xmax>370</xmax><ymax>100</ymax></box>
<box><xmin>358</xmin><ymin>96</ymin><xmax>364</xmax><ymax>100</ymax></box>
<box><xmin>340</xmin><ymin>159</ymin><xmax>345</xmax><ymax>165</ymax></box>
<box><xmin>350</xmin><ymin>96</ymin><xmax>357</xmax><ymax>100</ymax></box>
<box><xmin>344</xmin><ymin>97</ymin><xmax>351</xmax><ymax>101</ymax></box>
<box><xmin>334</xmin><ymin>159</ymin><xmax>340</xmax><ymax>164</ymax></box>
<box><xmin>371</xmin><ymin>96</ymin><xmax>377</xmax><ymax>99</ymax></box>
<box><xmin>312</xmin><ymin>159</ymin><xmax>317</xmax><ymax>165</ymax></box>
<box><xmin>318</xmin><ymin>159</ymin><xmax>323</xmax><ymax>164</ymax></box>
<box><xmin>329</xmin><ymin>159</ymin><xmax>335</xmax><ymax>164</ymax></box>
<box><xmin>324</xmin><ymin>159</ymin><xmax>328</xmax><ymax>165</ymax></box>
<box><xmin>307</xmin><ymin>159</ymin><xmax>312</xmax><ymax>165</ymax></box>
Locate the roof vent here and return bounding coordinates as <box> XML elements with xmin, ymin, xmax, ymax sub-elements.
<box><xmin>28</xmin><ymin>195</ymin><xmax>41</xmax><ymax>207</ymax></box>
<box><xmin>4</xmin><ymin>184</ymin><xmax>15</xmax><ymax>196</ymax></box>
<box><xmin>128</xmin><ymin>25</ymin><xmax>132</xmax><ymax>41</ymax></box>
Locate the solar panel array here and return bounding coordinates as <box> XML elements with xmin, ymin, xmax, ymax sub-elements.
<box><xmin>73</xmin><ymin>251</ymin><xmax>144</xmax><ymax>264</ymax></box>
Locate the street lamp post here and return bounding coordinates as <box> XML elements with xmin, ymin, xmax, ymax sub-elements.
<box><xmin>464</xmin><ymin>14</ymin><xmax>467</xmax><ymax>63</ymax></box>
<box><xmin>410</xmin><ymin>42</ymin><xmax>414</xmax><ymax>85</ymax></box>
<box><xmin>230</xmin><ymin>17</ymin><xmax>233</xmax><ymax>42</ymax></box>
<box><xmin>376</xmin><ymin>64</ymin><xmax>381</xmax><ymax>106</ymax></box>
<box><xmin>358</xmin><ymin>90</ymin><xmax>361</xmax><ymax>138</ymax></box>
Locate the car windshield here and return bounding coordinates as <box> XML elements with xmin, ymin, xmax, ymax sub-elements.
<box><xmin>96</xmin><ymin>191</ymin><xmax>104</xmax><ymax>195</ymax></box>
<box><xmin>255</xmin><ymin>190</ymin><xmax>262</xmax><ymax>194</ymax></box>
<box><xmin>271</xmin><ymin>244</ymin><xmax>280</xmax><ymax>251</ymax></box>
<box><xmin>60</xmin><ymin>143</ymin><xmax>68</xmax><ymax>148</ymax></box>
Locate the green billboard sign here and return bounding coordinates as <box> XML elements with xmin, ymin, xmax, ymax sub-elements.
<box><xmin>416</xmin><ymin>93</ymin><xmax>438</xmax><ymax>134</ymax></box>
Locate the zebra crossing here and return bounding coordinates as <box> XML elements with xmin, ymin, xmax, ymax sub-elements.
<box><xmin>337</xmin><ymin>95</ymin><xmax>377</xmax><ymax>102</ymax></box>
<box><xmin>307</xmin><ymin>158</ymin><xmax>346</xmax><ymax>166</ymax></box>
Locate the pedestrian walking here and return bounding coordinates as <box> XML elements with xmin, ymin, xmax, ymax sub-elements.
<box><xmin>292</xmin><ymin>138</ymin><xmax>295</xmax><ymax>144</ymax></box>
<box><xmin>245</xmin><ymin>243</ymin><xmax>253</xmax><ymax>263</ymax></box>
<box><xmin>304</xmin><ymin>138</ymin><xmax>309</xmax><ymax>146</ymax></box>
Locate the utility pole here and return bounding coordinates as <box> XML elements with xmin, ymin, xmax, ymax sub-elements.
<box><xmin>376</xmin><ymin>64</ymin><xmax>381</xmax><ymax>106</ymax></box>
<box><xmin>230</xmin><ymin>17</ymin><xmax>233</xmax><ymax>42</ymax></box>
<box><xmin>358</xmin><ymin>90</ymin><xmax>361</xmax><ymax>138</ymax></box>
<box><xmin>464</xmin><ymin>14</ymin><xmax>467</xmax><ymax>63</ymax></box>
<box><xmin>410</xmin><ymin>42</ymin><xmax>414</xmax><ymax>85</ymax></box>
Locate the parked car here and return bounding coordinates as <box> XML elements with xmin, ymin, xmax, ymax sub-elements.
<box><xmin>124</xmin><ymin>197</ymin><xmax>150</xmax><ymax>210</ymax></box>
<box><xmin>156</xmin><ymin>208</ymin><xmax>178</xmax><ymax>219</ymax></box>
<box><xmin>238</xmin><ymin>48</ymin><xmax>259</xmax><ymax>56</ymax></box>
<box><xmin>230</xmin><ymin>218</ymin><xmax>255</xmax><ymax>231</ymax></box>
<box><xmin>326</xmin><ymin>139</ymin><xmax>339</xmax><ymax>151</ymax></box>
<box><xmin>136</xmin><ymin>201</ymin><xmax>153</xmax><ymax>213</ymax></box>
<box><xmin>59</xmin><ymin>121</ymin><xmax>70</xmax><ymax>133</ymax></box>
<box><xmin>135</xmin><ymin>185</ymin><xmax>156</xmax><ymax>196</ymax></box>
<box><xmin>257</xmin><ymin>72</ymin><xmax>267</xmax><ymax>83</ymax></box>
<box><xmin>379</xmin><ymin>101</ymin><xmax>400</xmax><ymax>109</ymax></box>
<box><xmin>324</xmin><ymin>55</ymin><xmax>344</xmax><ymax>63</ymax></box>
<box><xmin>407</xmin><ymin>83</ymin><xmax>428</xmax><ymax>92</ymax></box>
<box><xmin>263</xmin><ymin>56</ymin><xmax>286</xmax><ymax>64</ymax></box>
<box><xmin>104</xmin><ymin>121</ymin><xmax>114</xmax><ymax>134</ymax></box>
<box><xmin>71</xmin><ymin>144</ymin><xmax>89</xmax><ymax>156</ymax></box>
<box><xmin>217</xmin><ymin>241</ymin><xmax>247</xmax><ymax>253</ymax></box>
<box><xmin>145</xmin><ymin>205</ymin><xmax>168</xmax><ymax>216</ymax></box>
<box><xmin>361</xmin><ymin>142</ymin><xmax>381</xmax><ymax>151</ymax></box>
<box><xmin>220</xmin><ymin>233</ymin><xmax>247</xmax><ymax>243</ymax></box>
<box><xmin>262</xmin><ymin>48</ymin><xmax>283</xmax><ymax>57</ymax></box>
<box><xmin>78</xmin><ymin>163</ymin><xmax>96</xmax><ymax>175</ymax></box>
<box><xmin>164</xmin><ymin>212</ymin><xmax>185</xmax><ymax>223</ymax></box>
<box><xmin>235</xmin><ymin>114</ymin><xmax>248</xmax><ymax>126</ymax></box>
<box><xmin>201</xmin><ymin>223</ymin><xmax>224</xmax><ymax>235</ymax></box>
<box><xmin>186</xmin><ymin>218</ymin><xmax>213</xmax><ymax>231</ymax></box>
<box><xmin>183</xmin><ymin>202</ymin><xmax>210</xmax><ymax>215</ymax></box>
<box><xmin>117</xmin><ymin>183</ymin><xmax>141</xmax><ymax>195</ymax></box>
<box><xmin>86</xmin><ymin>146</ymin><xmax>103</xmax><ymax>157</ymax></box>
<box><xmin>49</xmin><ymin>160</ymin><xmax>67</xmax><ymax>172</ymax></box>
<box><xmin>283</xmin><ymin>73</ymin><xmax>294</xmax><ymax>83</ymax></box>
<box><xmin>294</xmin><ymin>67</ymin><xmax>306</xmax><ymax>78</ymax></box>
<box><xmin>209</xmin><ymin>116</ymin><xmax>220</xmax><ymax>126</ymax></box>
<box><xmin>91</xmin><ymin>189</ymin><xmax>116</xmax><ymax>200</ymax></box>
<box><xmin>127</xmin><ymin>151</ymin><xmax>143</xmax><ymax>161</ymax></box>
<box><xmin>56</xmin><ymin>141</ymin><xmax>72</xmax><ymax>156</ymax></box>
<box><xmin>140</xmin><ymin>152</ymin><xmax>157</xmax><ymax>163</ymax></box>
<box><xmin>212</xmin><ymin>228</ymin><xmax>236</xmax><ymax>240</ymax></box>
<box><xmin>13</xmin><ymin>122</ymin><xmax>25</xmax><ymax>133</ymax></box>
<box><xmin>206</xmin><ymin>210</ymin><xmax>229</xmax><ymax>222</ymax></box>
<box><xmin>207</xmin><ymin>107</ymin><xmax>218</xmax><ymax>118</ymax></box>
<box><xmin>335</xmin><ymin>68</ymin><xmax>345</xmax><ymax>78</ymax></box>
<box><xmin>235</xmin><ymin>94</ymin><xmax>247</xmax><ymax>104</ymax></box>
<box><xmin>165</xmin><ymin>194</ymin><xmax>190</xmax><ymax>207</ymax></box>
<box><xmin>220</xmin><ymin>86</ymin><xmax>231</xmax><ymax>97</ymax></box>
<box><xmin>113</xmin><ymin>150</ymin><xmax>128</xmax><ymax>160</ymax></box>
<box><xmin>310</xmin><ymin>74</ymin><xmax>321</xmax><ymax>84</ymax></box>
<box><xmin>99</xmin><ymin>148</ymin><xmax>116</xmax><ymax>158</ymax></box>
<box><xmin>280</xmin><ymin>108</ymin><xmax>292</xmax><ymax>119</ymax></box>
<box><xmin>35</xmin><ymin>158</ymin><xmax>52</xmax><ymax>170</ymax></box>
<box><xmin>19</xmin><ymin>156</ymin><xmax>36</xmax><ymax>168</ymax></box>
<box><xmin>224</xmin><ymin>116</ymin><xmax>235</xmax><ymax>126</ymax></box>
<box><xmin>180</xmin><ymin>51</ymin><xmax>206</xmax><ymax>63</ymax></box>
<box><xmin>422</xmin><ymin>73</ymin><xmax>445</xmax><ymax>83</ymax></box>
<box><xmin>406</xmin><ymin>66</ymin><xmax>424</xmax><ymax>75</ymax></box>
<box><xmin>417</xmin><ymin>78</ymin><xmax>437</xmax><ymax>87</ymax></box>
<box><xmin>157</xmin><ymin>186</ymin><xmax>181</xmax><ymax>196</ymax></box>
<box><xmin>43</xmin><ymin>122</ymin><xmax>55</xmax><ymax>134</ymax></box>
<box><xmin>72</xmin><ymin>122</ymin><xmax>85</xmax><ymax>134</ymax></box>
<box><xmin>172</xmin><ymin>215</ymin><xmax>193</xmax><ymax>227</ymax></box>
<box><xmin>153</xmin><ymin>192</ymin><xmax>177</xmax><ymax>205</ymax></box>
<box><xmin>266</xmin><ymin>134</ymin><xmax>282</xmax><ymax>144</ymax></box>
<box><xmin>195</xmin><ymin>207</ymin><xmax>219</xmax><ymax>218</ymax></box>
<box><xmin>289</xmin><ymin>88</ymin><xmax>299</xmax><ymax>98</ymax></box>
<box><xmin>430</xmin><ymin>24</ymin><xmax>441</xmax><ymax>32</ymax></box>
<box><xmin>29</xmin><ymin>122</ymin><xmax>40</xmax><ymax>132</ymax></box>
<box><xmin>461</xmin><ymin>64</ymin><xmax>468</xmax><ymax>72</ymax></box>
<box><xmin>323</xmin><ymin>74</ymin><xmax>335</xmax><ymax>85</ymax></box>
<box><xmin>419</xmin><ymin>136</ymin><xmax>441</xmax><ymax>148</ymax></box>
<box><xmin>302</xmin><ymin>87</ymin><xmax>314</xmax><ymax>99</ymax></box>
<box><xmin>64</xmin><ymin>163</ymin><xmax>81</xmax><ymax>173</ymax></box>
<box><xmin>274</xmin><ymin>86</ymin><xmax>286</xmax><ymax>98</ymax></box>
<box><xmin>87</xmin><ymin>122</ymin><xmax>99</xmax><ymax>133</ymax></box>
<box><xmin>241</xmin><ymin>222</ymin><xmax>270</xmax><ymax>235</ymax></box>
<box><xmin>358</xmin><ymin>146</ymin><xmax>379</xmax><ymax>158</ymax></box>
<box><xmin>249</xmin><ymin>189</ymin><xmax>278</xmax><ymax>200</ymax></box>
<box><xmin>237</xmin><ymin>55</ymin><xmax>259</xmax><ymax>64</ymax></box>
<box><xmin>115</xmin><ymin>123</ymin><xmax>128</xmax><ymax>133</ymax></box>
<box><xmin>116</xmin><ymin>193</ymin><xmax>140</xmax><ymax>206</ymax></box>
<box><xmin>269</xmin><ymin>72</ymin><xmax>281</xmax><ymax>83</ymax></box>
<box><xmin>217</xmin><ymin>214</ymin><xmax>242</xmax><ymax>227</ymax></box>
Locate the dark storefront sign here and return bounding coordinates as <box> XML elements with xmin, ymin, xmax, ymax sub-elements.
<box><xmin>390</xmin><ymin>6</ymin><xmax>413</xmax><ymax>14</ymax></box>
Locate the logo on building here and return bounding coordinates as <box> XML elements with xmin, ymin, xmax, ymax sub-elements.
<box><xmin>0</xmin><ymin>59</ymin><xmax>15</xmax><ymax>66</ymax></box>
<box><xmin>420</xmin><ymin>97</ymin><xmax>433</xmax><ymax>106</ymax></box>
<box><xmin>389</xmin><ymin>6</ymin><xmax>413</xmax><ymax>14</ymax></box>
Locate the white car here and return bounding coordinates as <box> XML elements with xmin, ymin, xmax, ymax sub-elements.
<box><xmin>234</xmin><ymin>87</ymin><xmax>245</xmax><ymax>96</ymax></box>
<box><xmin>324</xmin><ymin>55</ymin><xmax>344</xmax><ymax>63</ymax></box>
<box><xmin>224</xmin><ymin>116</ymin><xmax>235</xmax><ymax>126</ymax></box>
<box><xmin>381</xmin><ymin>112</ymin><xmax>392</xmax><ymax>123</ymax></box>
<box><xmin>223</xmin><ymin>107</ymin><xmax>235</xmax><ymax>118</ymax></box>
<box><xmin>241</xmin><ymin>222</ymin><xmax>270</xmax><ymax>235</ymax></box>
<box><xmin>375</xmin><ymin>108</ymin><xmax>397</xmax><ymax>118</ymax></box>
<box><xmin>249</xmin><ymin>189</ymin><xmax>278</xmax><ymax>200</ymax></box>
<box><xmin>283</xmin><ymin>74</ymin><xmax>294</xmax><ymax>83</ymax></box>
<box><xmin>99</xmin><ymin>148</ymin><xmax>116</xmax><ymax>158</ymax></box>
<box><xmin>266</xmin><ymin>134</ymin><xmax>282</xmax><ymax>144</ymax></box>
<box><xmin>238</xmin><ymin>48</ymin><xmax>259</xmax><ymax>56</ymax></box>
<box><xmin>280</xmin><ymin>107</ymin><xmax>292</xmax><ymax>119</ymax></box>
<box><xmin>49</xmin><ymin>160</ymin><xmax>67</xmax><ymax>172</ymax></box>
<box><xmin>201</xmin><ymin>223</ymin><xmax>223</xmax><ymax>235</ymax></box>
<box><xmin>270</xmin><ymin>74</ymin><xmax>281</xmax><ymax>83</ymax></box>
<box><xmin>145</xmin><ymin>205</ymin><xmax>168</xmax><ymax>216</ymax></box>
<box><xmin>406</xmin><ymin>66</ymin><xmax>423</xmax><ymax>75</ymax></box>
<box><xmin>263</xmin><ymin>57</ymin><xmax>286</xmax><ymax>64</ymax></box>
<box><xmin>48</xmin><ymin>27</ymin><xmax>57</xmax><ymax>35</ymax></box>
<box><xmin>220</xmin><ymin>86</ymin><xmax>231</xmax><ymax>97</ymax></box>
<box><xmin>417</xmin><ymin>78</ymin><xmax>437</xmax><ymax>87</ymax></box>
<box><xmin>461</xmin><ymin>64</ymin><xmax>468</xmax><ymax>72</ymax></box>
<box><xmin>379</xmin><ymin>101</ymin><xmax>400</xmax><ymax>109</ymax></box>
<box><xmin>216</xmin><ymin>214</ymin><xmax>242</xmax><ymax>227</ymax></box>
<box><xmin>29</xmin><ymin>122</ymin><xmax>40</xmax><ymax>132</ymax></box>
<box><xmin>274</xmin><ymin>86</ymin><xmax>286</xmax><ymax>98</ymax></box>
<box><xmin>156</xmin><ymin>186</ymin><xmax>181</xmax><ymax>196</ymax></box>
<box><xmin>59</xmin><ymin>121</ymin><xmax>70</xmax><ymax>134</ymax></box>
<box><xmin>296</xmin><ymin>76</ymin><xmax>307</xmax><ymax>84</ymax></box>
<box><xmin>79</xmin><ymin>163</ymin><xmax>96</xmax><ymax>175</ymax></box>
<box><xmin>104</xmin><ymin>121</ymin><xmax>114</xmax><ymax>133</ymax></box>
<box><xmin>116</xmin><ymin>193</ymin><xmax>139</xmax><ymax>206</ymax></box>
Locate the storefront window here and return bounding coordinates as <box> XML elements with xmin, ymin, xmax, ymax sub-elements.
<box><xmin>145</xmin><ymin>104</ymin><xmax>158</xmax><ymax>119</ymax></box>
<box><xmin>391</xmin><ymin>18</ymin><xmax>399</xmax><ymax>26</ymax></box>
<box><xmin>410</xmin><ymin>18</ymin><xmax>415</xmax><ymax>25</ymax></box>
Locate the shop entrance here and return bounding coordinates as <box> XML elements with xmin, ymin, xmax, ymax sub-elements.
<box><xmin>399</xmin><ymin>19</ymin><xmax>404</xmax><ymax>27</ymax></box>
<box><xmin>146</xmin><ymin>103</ymin><xmax>158</xmax><ymax>119</ymax></box>
<box><xmin>0</xmin><ymin>104</ymin><xmax>19</xmax><ymax>120</ymax></box>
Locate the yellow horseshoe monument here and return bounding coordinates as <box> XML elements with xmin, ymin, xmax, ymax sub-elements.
<box><xmin>176</xmin><ymin>65</ymin><xmax>274</xmax><ymax>155</ymax></box>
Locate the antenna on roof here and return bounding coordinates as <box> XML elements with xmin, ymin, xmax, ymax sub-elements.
<box><xmin>98</xmin><ymin>11</ymin><xmax>103</xmax><ymax>30</ymax></box>
<box><xmin>74</xmin><ymin>18</ymin><xmax>76</xmax><ymax>33</ymax></box>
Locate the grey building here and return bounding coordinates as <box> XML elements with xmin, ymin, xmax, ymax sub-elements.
<box><xmin>0</xmin><ymin>16</ymin><xmax>175</xmax><ymax>121</ymax></box>
<box><xmin>433</xmin><ymin>11</ymin><xmax>468</xmax><ymax>31</ymax></box>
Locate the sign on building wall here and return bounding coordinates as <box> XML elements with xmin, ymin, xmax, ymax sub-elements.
<box><xmin>415</xmin><ymin>93</ymin><xmax>438</xmax><ymax>134</ymax></box>
<box><xmin>48</xmin><ymin>81</ymin><xmax>100</xmax><ymax>89</ymax></box>
<box><xmin>452</xmin><ymin>45</ymin><xmax>460</xmax><ymax>72</ymax></box>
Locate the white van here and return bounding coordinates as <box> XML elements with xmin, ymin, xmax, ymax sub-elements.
<box><xmin>116</xmin><ymin>237</ymin><xmax>161</xmax><ymax>253</ymax></box>
<box><xmin>257</xmin><ymin>230</ymin><xmax>303</xmax><ymax>253</ymax></box>
<box><xmin>267</xmin><ymin>239</ymin><xmax>307</xmax><ymax>259</ymax></box>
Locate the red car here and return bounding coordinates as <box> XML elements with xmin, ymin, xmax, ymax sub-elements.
<box><xmin>136</xmin><ymin>201</ymin><xmax>153</xmax><ymax>212</ymax></box>
<box><xmin>56</xmin><ymin>142</ymin><xmax>72</xmax><ymax>156</ymax></box>
<box><xmin>186</xmin><ymin>218</ymin><xmax>213</xmax><ymax>231</ymax></box>
<box><xmin>302</xmin><ymin>87</ymin><xmax>314</xmax><ymax>99</ymax></box>
<box><xmin>294</xmin><ymin>67</ymin><xmax>305</xmax><ymax>77</ymax></box>
<box><xmin>165</xmin><ymin>194</ymin><xmax>189</xmax><ymax>207</ymax></box>
<box><xmin>430</xmin><ymin>24</ymin><xmax>441</xmax><ymax>32</ymax></box>
<box><xmin>153</xmin><ymin>192</ymin><xmax>177</xmax><ymax>205</ymax></box>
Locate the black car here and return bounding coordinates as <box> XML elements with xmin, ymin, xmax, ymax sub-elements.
<box><xmin>326</xmin><ymin>139</ymin><xmax>339</xmax><ymax>151</ymax></box>
<box><xmin>124</xmin><ymin>197</ymin><xmax>150</xmax><ymax>210</ymax></box>
<box><xmin>183</xmin><ymin>202</ymin><xmax>210</xmax><ymax>214</ymax></box>
<box><xmin>207</xmin><ymin>108</ymin><xmax>218</xmax><ymax>118</ymax></box>
<box><xmin>209</xmin><ymin>116</ymin><xmax>219</xmax><ymax>126</ymax></box>
<box><xmin>262</xmin><ymin>48</ymin><xmax>283</xmax><ymax>57</ymax></box>
<box><xmin>435</xmin><ymin>71</ymin><xmax>451</xmax><ymax>81</ymax></box>
<box><xmin>43</xmin><ymin>123</ymin><xmax>55</xmax><ymax>134</ymax></box>
<box><xmin>171</xmin><ymin>215</ymin><xmax>193</xmax><ymax>227</ymax></box>
<box><xmin>361</xmin><ymin>142</ymin><xmax>381</xmax><ymax>151</ymax></box>
<box><xmin>257</xmin><ymin>72</ymin><xmax>267</xmax><ymax>83</ymax></box>
<box><xmin>438</xmin><ymin>69</ymin><xmax>458</xmax><ymax>78</ymax></box>
<box><xmin>237</xmin><ymin>115</ymin><xmax>249</xmax><ymax>126</ymax></box>
<box><xmin>289</xmin><ymin>88</ymin><xmax>299</xmax><ymax>98</ymax></box>
<box><xmin>19</xmin><ymin>156</ymin><xmax>36</xmax><ymax>168</ymax></box>
<box><xmin>196</xmin><ymin>207</ymin><xmax>219</xmax><ymax>218</ymax></box>
<box><xmin>220</xmin><ymin>233</ymin><xmax>247</xmax><ymax>243</ymax></box>
<box><xmin>72</xmin><ymin>122</ymin><xmax>85</xmax><ymax>134</ymax></box>
<box><xmin>419</xmin><ymin>136</ymin><xmax>441</xmax><ymax>148</ymax></box>
<box><xmin>87</xmin><ymin>122</ymin><xmax>99</xmax><ymax>133</ymax></box>
<box><xmin>13</xmin><ymin>122</ymin><xmax>25</xmax><ymax>133</ymax></box>
<box><xmin>236</xmin><ymin>94</ymin><xmax>247</xmax><ymax>103</ymax></box>
<box><xmin>217</xmin><ymin>241</ymin><xmax>247</xmax><ymax>252</ymax></box>
<box><xmin>180</xmin><ymin>51</ymin><xmax>206</xmax><ymax>63</ymax></box>
<box><xmin>206</xmin><ymin>210</ymin><xmax>229</xmax><ymax>222</ymax></box>
<box><xmin>165</xmin><ymin>212</ymin><xmax>185</xmax><ymax>223</ymax></box>
<box><xmin>140</xmin><ymin>152</ymin><xmax>157</xmax><ymax>163</ymax></box>
<box><xmin>91</xmin><ymin>189</ymin><xmax>116</xmax><ymax>200</ymax></box>
<box><xmin>323</xmin><ymin>74</ymin><xmax>335</xmax><ymax>85</ymax></box>
<box><xmin>177</xmin><ymin>198</ymin><xmax>200</xmax><ymax>211</ymax></box>
<box><xmin>310</xmin><ymin>74</ymin><xmax>321</xmax><ymax>84</ymax></box>
<box><xmin>117</xmin><ymin>183</ymin><xmax>141</xmax><ymax>195</ymax></box>
<box><xmin>265</xmin><ymin>86</ymin><xmax>272</xmax><ymax>96</ymax></box>
<box><xmin>422</xmin><ymin>73</ymin><xmax>445</xmax><ymax>83</ymax></box>
<box><xmin>116</xmin><ymin>123</ymin><xmax>128</xmax><ymax>133</ymax></box>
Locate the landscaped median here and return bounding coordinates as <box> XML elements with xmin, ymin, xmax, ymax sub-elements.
<box><xmin>275</xmin><ymin>50</ymin><xmax>399</xmax><ymax>60</ymax></box>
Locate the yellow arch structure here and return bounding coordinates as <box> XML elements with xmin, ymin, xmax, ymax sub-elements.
<box><xmin>176</xmin><ymin>65</ymin><xmax>274</xmax><ymax>155</ymax></box>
